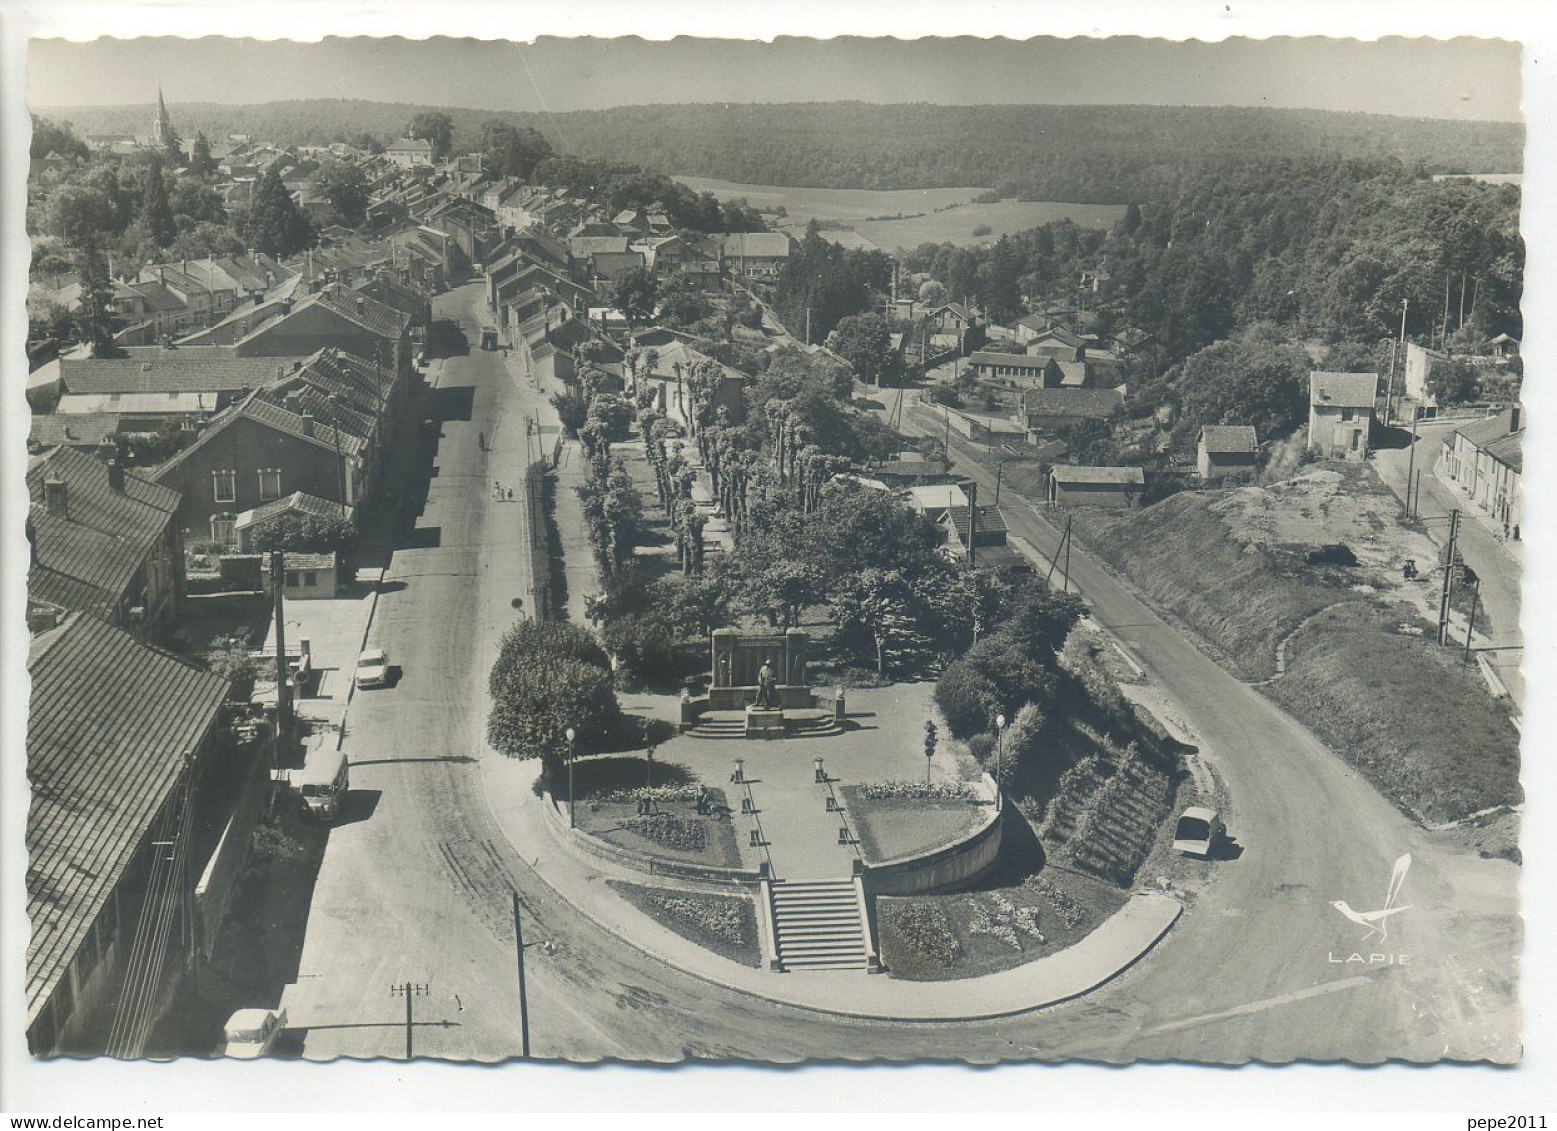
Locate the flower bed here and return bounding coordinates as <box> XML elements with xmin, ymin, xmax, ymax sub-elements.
<box><xmin>607</xmin><ymin>881</ymin><xmax>761</xmax><ymax>967</ymax></box>
<box><xmin>860</xmin><ymin>780</ymin><xmax>977</xmax><ymax>801</ymax></box>
<box><xmin>620</xmin><ymin>814</ymin><xmax>708</xmax><ymax>852</ymax></box>
<box><xmin>879</xmin><ymin>901</ymin><xmax>962</xmax><ymax>966</ymax></box>
<box><xmin>591</xmin><ymin>784</ymin><xmax>702</xmax><ymax>804</ymax></box>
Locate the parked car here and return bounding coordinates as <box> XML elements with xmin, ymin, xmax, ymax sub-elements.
<box><xmin>1172</xmin><ymin>806</ymin><xmax>1226</xmax><ymax>858</ymax></box>
<box><xmin>355</xmin><ymin>646</ymin><xmax>391</xmax><ymax>689</ymax></box>
<box><xmin>219</xmin><ymin>1007</ymin><xmax>287</xmax><ymax>1059</ymax></box>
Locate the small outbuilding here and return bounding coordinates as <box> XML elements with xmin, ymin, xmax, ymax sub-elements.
<box><xmin>1196</xmin><ymin>425</ymin><xmax>1260</xmax><ymax>481</ymax></box>
<box><xmin>1047</xmin><ymin>464</ymin><xmax>1146</xmax><ymax>509</ymax></box>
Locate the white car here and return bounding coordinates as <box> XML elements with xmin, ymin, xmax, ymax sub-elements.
<box><xmin>355</xmin><ymin>646</ymin><xmax>390</xmax><ymax>689</ymax></box>
<box><xmin>219</xmin><ymin>1007</ymin><xmax>287</xmax><ymax>1059</ymax></box>
<box><xmin>1172</xmin><ymin>806</ymin><xmax>1226</xmax><ymax>858</ymax></box>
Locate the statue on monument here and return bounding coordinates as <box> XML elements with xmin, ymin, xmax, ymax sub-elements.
<box><xmin>755</xmin><ymin>659</ymin><xmax>778</xmax><ymax>709</ymax></box>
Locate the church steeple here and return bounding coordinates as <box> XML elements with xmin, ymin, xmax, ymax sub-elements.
<box><xmin>152</xmin><ymin>86</ymin><xmax>172</xmax><ymax>147</ymax></box>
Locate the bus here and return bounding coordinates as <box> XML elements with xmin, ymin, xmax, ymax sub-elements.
<box><xmin>297</xmin><ymin>744</ymin><xmax>349</xmax><ymax>822</ymax></box>
<box><xmin>480</xmin><ymin>325</ymin><xmax>500</xmax><ymax>351</ymax></box>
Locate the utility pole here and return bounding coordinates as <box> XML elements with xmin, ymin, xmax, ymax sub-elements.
<box><xmin>1403</xmin><ymin>404</ymin><xmax>1421</xmax><ymax>517</ymax></box>
<box><xmin>511</xmin><ymin>892</ymin><xmax>532</xmax><ymax>1059</ymax></box>
<box><xmin>270</xmin><ymin>549</ymin><xmax>292</xmax><ymax>740</ymax></box>
<box><xmin>1062</xmin><ymin>513</ymin><xmax>1073</xmax><ymax>594</ymax></box>
<box><xmin>1463</xmin><ymin>577</ymin><xmax>1481</xmax><ymax>664</ymax></box>
<box><xmin>964</xmin><ymin>479</ymin><xmax>978</xmax><ymax>568</ymax></box>
<box><xmin>1437</xmin><ymin>509</ymin><xmax>1460</xmax><ymax>646</ymax></box>
<box><xmin>1386</xmin><ymin>298</ymin><xmax>1409</xmax><ymax>425</ymax></box>
<box><xmin>994</xmin><ymin>461</ymin><xmax>1003</xmax><ymax>507</ymax></box>
<box><xmin>390</xmin><ymin>982</ymin><xmax>429</xmax><ymax>1060</ymax></box>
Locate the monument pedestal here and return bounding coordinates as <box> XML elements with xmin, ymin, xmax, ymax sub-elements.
<box><xmin>745</xmin><ymin>707</ymin><xmax>785</xmax><ymax>740</ymax></box>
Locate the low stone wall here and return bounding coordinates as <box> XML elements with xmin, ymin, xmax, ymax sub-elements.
<box><xmin>541</xmin><ymin>791</ymin><xmax>764</xmax><ymax>888</ymax></box>
<box><xmin>861</xmin><ymin>775</ymin><xmax>1004</xmax><ymax>896</ymax></box>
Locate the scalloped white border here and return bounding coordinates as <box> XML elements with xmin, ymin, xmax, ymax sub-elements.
<box><xmin>1</xmin><ymin>1</ymin><xmax>1553</xmax><ymax>1117</ymax></box>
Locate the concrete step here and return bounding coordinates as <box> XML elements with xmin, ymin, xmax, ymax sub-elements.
<box><xmin>781</xmin><ymin>955</ymin><xmax>869</xmax><ymax>969</ymax></box>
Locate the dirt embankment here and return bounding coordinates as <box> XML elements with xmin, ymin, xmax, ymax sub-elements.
<box><xmin>1076</xmin><ymin>464</ymin><xmax>1520</xmax><ymax>829</ymax></box>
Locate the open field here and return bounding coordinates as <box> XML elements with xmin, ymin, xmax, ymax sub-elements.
<box><xmin>675</xmin><ymin>175</ymin><xmax>1125</xmax><ymax>250</ymax></box>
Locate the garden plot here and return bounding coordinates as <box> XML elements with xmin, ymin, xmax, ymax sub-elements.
<box><xmin>608</xmin><ymin>882</ymin><xmax>761</xmax><ymax>968</ymax></box>
<box><xmin>842</xmin><ymin>781</ymin><xmax>986</xmax><ymax>863</ymax></box>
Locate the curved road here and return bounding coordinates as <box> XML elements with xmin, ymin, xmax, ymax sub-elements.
<box><xmin>281</xmin><ymin>286</ymin><xmax>1519</xmax><ymax>1064</ymax></box>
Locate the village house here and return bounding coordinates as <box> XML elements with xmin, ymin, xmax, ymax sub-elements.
<box><xmin>1443</xmin><ymin>406</ymin><xmax>1524</xmax><ymax>533</ymax></box>
<box><xmin>151</xmin><ymin>345</ymin><xmax>394</xmax><ymax>548</ymax></box>
<box><xmin>1486</xmin><ymin>332</ymin><xmax>1520</xmax><ymax>359</ymax></box>
<box><xmin>26</xmin><ymin>446</ymin><xmax>185</xmax><ymax>639</ymax></box>
<box><xmin>1047</xmin><ymin>464</ymin><xmax>1146</xmax><ymax>509</ymax></box>
<box><xmin>938</xmin><ymin>504</ymin><xmax>1011</xmax><ymax>563</ymax></box>
<box><xmin>719</xmin><ymin>231</ymin><xmax>792</xmax><ymax>280</ymax></box>
<box><xmin>1016</xmin><ymin>320</ymin><xmax>1088</xmax><ymax>362</ymax></box>
<box><xmin>230</xmin><ymin>286</ymin><xmax>414</xmax><ymax>386</ymax></box>
<box><xmin>1017</xmin><ymin>386</ymin><xmax>1126</xmax><ymax>441</ymax></box>
<box><xmin>969</xmin><ymin>351</ymin><xmax>1086</xmax><ymax>388</ymax></box>
<box><xmin>1403</xmin><ymin>343</ymin><xmax>1446</xmax><ymax>411</ymax></box>
<box><xmin>234</xmin><ymin>490</ymin><xmax>353</xmax><ymax>551</ymax></box>
<box><xmin>385</xmin><ymin>135</ymin><xmax>435</xmax><ymax>169</ymax></box>
<box><xmin>25</xmin><ymin>611</ymin><xmax>239</xmax><ymax>1056</ymax></box>
<box><xmin>1196</xmin><ymin>425</ymin><xmax>1260</xmax><ymax>481</ymax></box>
<box><xmin>1307</xmin><ymin>371</ymin><xmax>1378</xmax><ymax>461</ymax></box>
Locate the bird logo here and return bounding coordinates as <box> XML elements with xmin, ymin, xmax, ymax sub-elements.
<box><xmin>1331</xmin><ymin>854</ymin><xmax>1412</xmax><ymax>944</ymax></box>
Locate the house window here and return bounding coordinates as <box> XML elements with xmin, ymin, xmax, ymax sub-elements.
<box><xmin>1340</xmin><ymin>408</ymin><xmax>1355</xmax><ymax>422</ymax></box>
<box><xmin>303</xmin><ymin>571</ymin><xmax>318</xmax><ymax>587</ymax></box>
<box><xmin>212</xmin><ymin>469</ymin><xmax>236</xmax><ymax>503</ymax></box>
<box><xmin>259</xmin><ymin>468</ymin><xmax>282</xmax><ymax>500</ymax></box>
<box><xmin>286</xmin><ymin>571</ymin><xmax>301</xmax><ymax>587</ymax></box>
<box><xmin>210</xmin><ymin>514</ymin><xmax>236</xmax><ymax>544</ymax></box>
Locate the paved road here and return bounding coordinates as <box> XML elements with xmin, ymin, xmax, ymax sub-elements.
<box><xmin>1373</xmin><ymin>421</ymin><xmax>1524</xmax><ymax>709</ymax></box>
<box><xmin>280</xmin><ymin>290</ymin><xmax>1519</xmax><ymax>1063</ymax></box>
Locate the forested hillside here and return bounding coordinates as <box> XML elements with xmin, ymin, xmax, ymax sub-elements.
<box><xmin>42</xmin><ymin>99</ymin><xmax>1522</xmax><ymax>202</ymax></box>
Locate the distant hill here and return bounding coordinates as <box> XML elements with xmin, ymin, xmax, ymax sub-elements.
<box><xmin>38</xmin><ymin>98</ymin><xmax>1524</xmax><ymax>204</ymax></box>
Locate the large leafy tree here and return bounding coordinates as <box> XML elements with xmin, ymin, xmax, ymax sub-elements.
<box><xmin>406</xmin><ymin>111</ymin><xmax>455</xmax><ymax>161</ymax></box>
<box><xmin>30</xmin><ymin>115</ymin><xmax>89</xmax><ymax>161</ymax></box>
<box><xmin>487</xmin><ymin>620</ymin><xmax>619</xmax><ymax>781</ymax></box>
<box><xmin>188</xmin><ymin>132</ymin><xmax>218</xmax><ymax>178</ymax></box>
<box><xmin>480</xmin><ymin>120</ymin><xmax>554</xmax><ymax>179</ymax></box>
<box><xmin>243</xmin><ymin>166</ymin><xmax>315</xmax><ymax>257</ymax></box>
<box><xmin>611</xmin><ymin>266</ymin><xmax>659</xmax><ymax>329</ymax></box>
<box><xmin>833</xmin><ymin>312</ymin><xmax>900</xmax><ymax>386</ymax></box>
<box><xmin>1172</xmin><ymin>322</ymin><xmax>1312</xmax><ymax>447</ymax></box>
<box><xmin>313</xmin><ymin>159</ymin><xmax>370</xmax><ymax>228</ymax></box>
<box><xmin>137</xmin><ymin>156</ymin><xmax>177</xmax><ymax>249</ymax></box>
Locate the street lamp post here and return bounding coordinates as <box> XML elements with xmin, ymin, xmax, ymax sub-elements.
<box><xmin>565</xmin><ymin>725</ymin><xmax>577</xmax><ymax>829</ymax></box>
<box><xmin>994</xmin><ymin>713</ymin><xmax>1006</xmax><ymax>810</ymax></box>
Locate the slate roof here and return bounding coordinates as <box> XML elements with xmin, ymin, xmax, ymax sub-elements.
<box><xmin>29</xmin><ymin>413</ymin><xmax>124</xmax><ymax>451</ymax></box>
<box><xmin>236</xmin><ymin>490</ymin><xmax>351</xmax><ymax>530</ymax></box>
<box><xmin>58</xmin><ymin>357</ymin><xmax>295</xmax><ymax>396</ymax></box>
<box><xmin>971</xmin><ymin>351</ymin><xmax>1052</xmax><ymax>370</ymax></box>
<box><xmin>26</xmin><ymin>447</ymin><xmax>181</xmax><ymax>601</ymax></box>
<box><xmin>1482</xmin><ymin>432</ymin><xmax>1523</xmax><ymax>473</ymax></box>
<box><xmin>1050</xmin><ymin>464</ymin><xmax>1146</xmax><ymax>486</ymax></box>
<box><xmin>590</xmin><ymin>250</ymin><xmax>646</xmax><ymax>278</ymax></box>
<box><xmin>1021</xmin><ymin>387</ymin><xmax>1126</xmax><ymax>418</ymax></box>
<box><xmin>569</xmin><ymin>236</ymin><xmax>631</xmax><ymax>259</ymax></box>
<box><xmin>1199</xmin><ymin>425</ymin><xmax>1260</xmax><ymax>455</ymax></box>
<box><xmin>942</xmin><ymin>505</ymin><xmax>1009</xmax><ymax>541</ymax></box>
<box><xmin>1453</xmin><ymin>412</ymin><xmax>1518</xmax><ymax>450</ymax></box>
<box><xmin>26</xmin><ymin>613</ymin><xmax>229</xmax><ymax>1027</ymax></box>
<box><xmin>388</xmin><ymin>137</ymin><xmax>433</xmax><ymax>154</ymax></box>
<box><xmin>306</xmin><ymin>288</ymin><xmax>411</xmax><ymax>341</ymax></box>
<box><xmin>720</xmin><ymin>232</ymin><xmax>791</xmax><ymax>258</ymax></box>
<box><xmin>1309</xmin><ymin>371</ymin><xmax>1379</xmax><ymax>410</ymax></box>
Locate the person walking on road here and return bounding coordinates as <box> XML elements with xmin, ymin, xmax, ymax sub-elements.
<box><xmin>479</xmin><ymin>431</ymin><xmax>486</xmax><ymax>450</ymax></box>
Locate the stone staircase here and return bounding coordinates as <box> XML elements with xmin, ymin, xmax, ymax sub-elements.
<box><xmin>768</xmin><ymin>878</ymin><xmax>872</xmax><ymax>971</ymax></box>
<box><xmin>687</xmin><ymin>709</ymin><xmax>847</xmax><ymax>741</ymax></box>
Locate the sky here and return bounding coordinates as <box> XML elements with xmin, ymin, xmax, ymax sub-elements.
<box><xmin>27</xmin><ymin>34</ymin><xmax>1523</xmax><ymax>122</ymax></box>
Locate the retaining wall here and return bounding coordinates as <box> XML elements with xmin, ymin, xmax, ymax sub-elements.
<box><xmin>861</xmin><ymin>774</ymin><xmax>1004</xmax><ymax>896</ymax></box>
<box><xmin>541</xmin><ymin>791</ymin><xmax>764</xmax><ymax>888</ymax></box>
